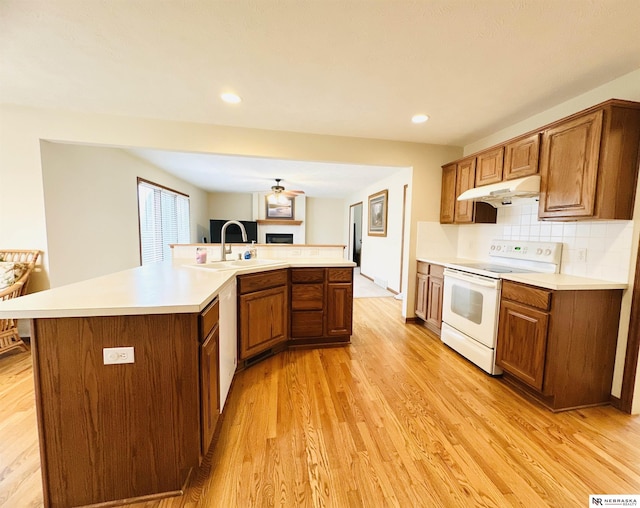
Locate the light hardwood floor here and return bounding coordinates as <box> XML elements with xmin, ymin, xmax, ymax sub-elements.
<box><xmin>1</xmin><ymin>298</ymin><xmax>640</xmax><ymax>507</ymax></box>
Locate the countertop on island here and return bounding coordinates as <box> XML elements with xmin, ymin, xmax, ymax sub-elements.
<box><xmin>0</xmin><ymin>258</ymin><xmax>356</xmax><ymax>319</ymax></box>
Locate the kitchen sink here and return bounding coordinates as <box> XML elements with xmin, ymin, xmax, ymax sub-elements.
<box><xmin>191</xmin><ymin>259</ymin><xmax>283</xmax><ymax>271</ymax></box>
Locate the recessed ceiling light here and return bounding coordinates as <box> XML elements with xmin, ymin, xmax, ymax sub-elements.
<box><xmin>412</xmin><ymin>114</ymin><xmax>429</xmax><ymax>124</ymax></box>
<box><xmin>221</xmin><ymin>92</ymin><xmax>242</xmax><ymax>104</ymax></box>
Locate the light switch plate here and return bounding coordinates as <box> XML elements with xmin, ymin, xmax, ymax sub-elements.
<box><xmin>103</xmin><ymin>346</ymin><xmax>135</xmax><ymax>365</ymax></box>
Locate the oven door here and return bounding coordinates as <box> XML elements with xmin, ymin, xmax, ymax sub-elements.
<box><xmin>442</xmin><ymin>268</ymin><xmax>501</xmax><ymax>348</ymax></box>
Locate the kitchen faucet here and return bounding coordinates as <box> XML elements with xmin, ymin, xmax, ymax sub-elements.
<box><xmin>220</xmin><ymin>220</ymin><xmax>247</xmax><ymax>261</ymax></box>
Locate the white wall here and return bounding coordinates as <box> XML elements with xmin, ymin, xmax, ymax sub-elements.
<box><xmin>0</xmin><ymin>104</ymin><xmax>459</xmax><ymax>319</ymax></box>
<box><xmin>208</xmin><ymin>192</ymin><xmax>253</xmax><ymax>222</ymax></box>
<box><xmin>40</xmin><ymin>142</ymin><xmax>210</xmax><ymax>287</ymax></box>
<box><xmin>305</xmin><ymin>197</ymin><xmax>346</xmax><ymax>245</ymax></box>
<box><xmin>346</xmin><ymin>168</ymin><xmax>412</xmax><ymax>293</ymax></box>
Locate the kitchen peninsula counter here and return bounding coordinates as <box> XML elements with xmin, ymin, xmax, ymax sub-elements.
<box><xmin>0</xmin><ymin>257</ymin><xmax>355</xmax><ymax>508</ymax></box>
<box><xmin>0</xmin><ymin>257</ymin><xmax>355</xmax><ymax>319</ymax></box>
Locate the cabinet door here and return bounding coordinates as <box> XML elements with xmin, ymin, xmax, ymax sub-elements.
<box><xmin>327</xmin><ymin>283</ymin><xmax>353</xmax><ymax>336</ymax></box>
<box><xmin>425</xmin><ymin>275</ymin><xmax>443</xmax><ymax>331</ymax></box>
<box><xmin>454</xmin><ymin>158</ymin><xmax>476</xmax><ymax>223</ymax></box>
<box><xmin>538</xmin><ymin>110</ymin><xmax>603</xmax><ymax>219</ymax></box>
<box><xmin>475</xmin><ymin>147</ymin><xmax>504</xmax><ymax>186</ymax></box>
<box><xmin>440</xmin><ymin>163</ymin><xmax>457</xmax><ymax>224</ymax></box>
<box><xmin>200</xmin><ymin>327</ymin><xmax>220</xmax><ymax>456</ymax></box>
<box><xmin>239</xmin><ymin>285</ymin><xmax>288</xmax><ymax>359</ymax></box>
<box><xmin>415</xmin><ymin>273</ymin><xmax>428</xmax><ymax>320</ymax></box>
<box><xmin>496</xmin><ymin>300</ymin><xmax>549</xmax><ymax>390</ymax></box>
<box><xmin>504</xmin><ymin>133</ymin><xmax>540</xmax><ymax>180</ymax></box>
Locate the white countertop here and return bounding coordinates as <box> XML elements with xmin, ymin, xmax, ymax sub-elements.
<box><xmin>0</xmin><ymin>258</ymin><xmax>355</xmax><ymax>319</ymax></box>
<box><xmin>501</xmin><ymin>272</ymin><xmax>627</xmax><ymax>290</ymax></box>
<box><xmin>416</xmin><ymin>257</ymin><xmax>627</xmax><ymax>290</ymax></box>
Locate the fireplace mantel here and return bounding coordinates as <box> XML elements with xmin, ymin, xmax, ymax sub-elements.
<box><xmin>256</xmin><ymin>219</ymin><xmax>303</xmax><ymax>226</ymax></box>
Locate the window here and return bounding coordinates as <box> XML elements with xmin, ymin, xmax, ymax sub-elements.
<box><xmin>137</xmin><ymin>178</ymin><xmax>190</xmax><ymax>264</ymax></box>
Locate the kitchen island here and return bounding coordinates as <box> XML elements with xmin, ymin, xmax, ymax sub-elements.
<box><xmin>0</xmin><ymin>257</ymin><xmax>355</xmax><ymax>508</ymax></box>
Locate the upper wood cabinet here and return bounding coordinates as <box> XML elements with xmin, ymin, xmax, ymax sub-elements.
<box><xmin>439</xmin><ymin>163</ymin><xmax>457</xmax><ymax>224</ymax></box>
<box><xmin>454</xmin><ymin>157</ymin><xmax>476</xmax><ymax>223</ymax></box>
<box><xmin>475</xmin><ymin>147</ymin><xmax>504</xmax><ymax>186</ymax></box>
<box><xmin>503</xmin><ymin>132</ymin><xmax>540</xmax><ymax>180</ymax></box>
<box><xmin>538</xmin><ymin>100</ymin><xmax>640</xmax><ymax>220</ymax></box>
<box><xmin>439</xmin><ymin>159</ymin><xmax>497</xmax><ymax>225</ymax></box>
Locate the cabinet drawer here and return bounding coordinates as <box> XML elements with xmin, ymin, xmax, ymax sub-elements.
<box><xmin>291</xmin><ymin>284</ymin><xmax>324</xmax><ymax>310</ymax></box>
<box><xmin>328</xmin><ymin>268</ymin><xmax>353</xmax><ymax>282</ymax></box>
<box><xmin>429</xmin><ymin>264</ymin><xmax>444</xmax><ymax>278</ymax></box>
<box><xmin>199</xmin><ymin>298</ymin><xmax>219</xmax><ymax>342</ymax></box>
<box><xmin>502</xmin><ymin>281</ymin><xmax>551</xmax><ymax>311</ymax></box>
<box><xmin>417</xmin><ymin>261</ymin><xmax>429</xmax><ymax>275</ymax></box>
<box><xmin>291</xmin><ymin>311</ymin><xmax>324</xmax><ymax>337</ymax></box>
<box><xmin>291</xmin><ymin>268</ymin><xmax>325</xmax><ymax>283</ymax></box>
<box><xmin>238</xmin><ymin>269</ymin><xmax>288</xmax><ymax>294</ymax></box>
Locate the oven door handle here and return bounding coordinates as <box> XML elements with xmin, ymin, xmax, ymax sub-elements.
<box><xmin>444</xmin><ymin>269</ymin><xmax>499</xmax><ymax>288</ymax></box>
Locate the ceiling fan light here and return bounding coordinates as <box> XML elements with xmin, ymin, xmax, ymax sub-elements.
<box><xmin>267</xmin><ymin>193</ymin><xmax>279</xmax><ymax>204</ymax></box>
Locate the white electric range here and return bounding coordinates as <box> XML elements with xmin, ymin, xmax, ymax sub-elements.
<box><xmin>441</xmin><ymin>240</ymin><xmax>562</xmax><ymax>375</ymax></box>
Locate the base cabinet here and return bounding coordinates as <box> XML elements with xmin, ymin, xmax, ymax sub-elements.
<box><xmin>199</xmin><ymin>298</ymin><xmax>220</xmax><ymax>457</ymax></box>
<box><xmin>497</xmin><ymin>280</ymin><xmax>622</xmax><ymax>411</ymax></box>
<box><xmin>238</xmin><ymin>269</ymin><xmax>288</xmax><ymax>362</ymax></box>
<box><xmin>415</xmin><ymin>261</ymin><xmax>443</xmax><ymax>336</ymax></box>
<box><xmin>31</xmin><ymin>314</ymin><xmax>201</xmax><ymax>508</ymax></box>
<box><xmin>290</xmin><ymin>267</ymin><xmax>353</xmax><ymax>345</ymax></box>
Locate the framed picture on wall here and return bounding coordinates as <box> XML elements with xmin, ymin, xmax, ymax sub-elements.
<box><xmin>265</xmin><ymin>195</ymin><xmax>295</xmax><ymax>219</ymax></box>
<box><xmin>368</xmin><ymin>189</ymin><xmax>388</xmax><ymax>237</ymax></box>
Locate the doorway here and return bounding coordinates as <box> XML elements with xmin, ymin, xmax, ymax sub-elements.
<box><xmin>349</xmin><ymin>202</ymin><xmax>363</xmax><ymax>266</ymax></box>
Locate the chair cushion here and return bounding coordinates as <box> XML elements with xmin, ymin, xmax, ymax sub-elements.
<box><xmin>0</xmin><ymin>262</ymin><xmax>29</xmax><ymax>290</ymax></box>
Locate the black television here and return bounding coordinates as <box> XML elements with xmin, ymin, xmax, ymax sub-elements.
<box><xmin>209</xmin><ymin>220</ymin><xmax>258</xmax><ymax>244</ymax></box>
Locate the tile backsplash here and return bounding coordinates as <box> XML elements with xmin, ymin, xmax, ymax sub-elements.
<box><xmin>464</xmin><ymin>203</ymin><xmax>634</xmax><ymax>282</ymax></box>
<box><xmin>420</xmin><ymin>202</ymin><xmax>635</xmax><ymax>283</ymax></box>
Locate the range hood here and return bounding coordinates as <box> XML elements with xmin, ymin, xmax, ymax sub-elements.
<box><xmin>456</xmin><ymin>175</ymin><xmax>541</xmax><ymax>207</ymax></box>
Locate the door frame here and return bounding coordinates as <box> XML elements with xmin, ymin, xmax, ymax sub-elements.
<box><xmin>348</xmin><ymin>201</ymin><xmax>363</xmax><ymax>266</ymax></box>
<box><xmin>620</xmin><ymin>238</ymin><xmax>640</xmax><ymax>413</ymax></box>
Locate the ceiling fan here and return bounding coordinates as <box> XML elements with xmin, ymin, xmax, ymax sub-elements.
<box><xmin>269</xmin><ymin>178</ymin><xmax>305</xmax><ymax>197</ymax></box>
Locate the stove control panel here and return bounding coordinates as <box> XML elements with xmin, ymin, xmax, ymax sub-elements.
<box><xmin>488</xmin><ymin>240</ymin><xmax>562</xmax><ymax>265</ymax></box>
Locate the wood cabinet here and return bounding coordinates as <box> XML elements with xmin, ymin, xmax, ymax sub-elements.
<box><xmin>327</xmin><ymin>268</ymin><xmax>353</xmax><ymax>337</ymax></box>
<box><xmin>415</xmin><ymin>261</ymin><xmax>444</xmax><ymax>336</ymax></box>
<box><xmin>538</xmin><ymin>100</ymin><xmax>640</xmax><ymax>220</ymax></box>
<box><xmin>199</xmin><ymin>298</ymin><xmax>220</xmax><ymax>457</ymax></box>
<box><xmin>290</xmin><ymin>267</ymin><xmax>353</xmax><ymax>345</ymax></box>
<box><xmin>31</xmin><ymin>314</ymin><xmax>201</xmax><ymax>507</ymax></box>
<box><xmin>475</xmin><ymin>146</ymin><xmax>504</xmax><ymax>186</ymax></box>
<box><xmin>454</xmin><ymin>157</ymin><xmax>476</xmax><ymax>223</ymax></box>
<box><xmin>238</xmin><ymin>269</ymin><xmax>288</xmax><ymax>363</ymax></box>
<box><xmin>497</xmin><ymin>280</ymin><xmax>623</xmax><ymax>411</ymax></box>
<box><xmin>503</xmin><ymin>132</ymin><xmax>540</xmax><ymax>180</ymax></box>
<box><xmin>439</xmin><ymin>99</ymin><xmax>640</xmax><ymax>222</ymax></box>
<box><xmin>440</xmin><ymin>159</ymin><xmax>497</xmax><ymax>225</ymax></box>
<box><xmin>440</xmin><ymin>163</ymin><xmax>457</xmax><ymax>224</ymax></box>
<box><xmin>425</xmin><ymin>266</ymin><xmax>444</xmax><ymax>333</ymax></box>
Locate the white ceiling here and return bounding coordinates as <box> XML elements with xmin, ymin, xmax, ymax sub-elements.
<box><xmin>2</xmin><ymin>0</ymin><xmax>640</xmax><ymax>196</ymax></box>
<box><xmin>126</xmin><ymin>148</ymin><xmax>406</xmax><ymax>198</ymax></box>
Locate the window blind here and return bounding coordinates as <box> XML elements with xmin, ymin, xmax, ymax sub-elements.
<box><xmin>137</xmin><ymin>180</ymin><xmax>190</xmax><ymax>265</ymax></box>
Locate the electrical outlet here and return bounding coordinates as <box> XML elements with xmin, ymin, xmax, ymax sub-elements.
<box><xmin>103</xmin><ymin>346</ymin><xmax>135</xmax><ymax>365</ymax></box>
<box><xmin>576</xmin><ymin>248</ymin><xmax>587</xmax><ymax>262</ymax></box>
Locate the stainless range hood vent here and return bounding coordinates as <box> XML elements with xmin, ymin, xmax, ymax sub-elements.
<box><xmin>456</xmin><ymin>175</ymin><xmax>540</xmax><ymax>208</ymax></box>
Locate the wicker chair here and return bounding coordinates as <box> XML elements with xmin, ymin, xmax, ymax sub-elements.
<box><xmin>0</xmin><ymin>250</ymin><xmax>40</xmax><ymax>356</ymax></box>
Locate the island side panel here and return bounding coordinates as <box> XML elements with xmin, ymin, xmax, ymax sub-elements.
<box><xmin>31</xmin><ymin>314</ymin><xmax>200</xmax><ymax>508</ymax></box>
